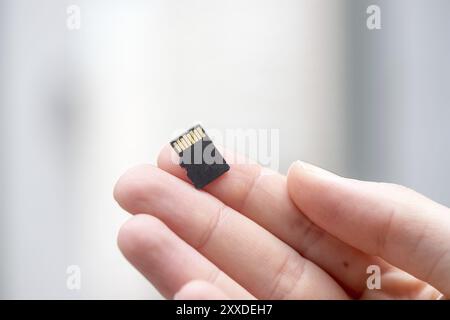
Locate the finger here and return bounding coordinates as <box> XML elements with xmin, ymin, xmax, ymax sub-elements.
<box><xmin>157</xmin><ymin>144</ymin><xmax>383</xmax><ymax>296</ymax></box>
<box><xmin>114</xmin><ymin>165</ymin><xmax>348</xmax><ymax>299</ymax></box>
<box><xmin>174</xmin><ymin>280</ymin><xmax>230</xmax><ymax>300</ymax></box>
<box><xmin>118</xmin><ymin>214</ymin><xmax>253</xmax><ymax>299</ymax></box>
<box><xmin>287</xmin><ymin>161</ymin><xmax>450</xmax><ymax>296</ymax></box>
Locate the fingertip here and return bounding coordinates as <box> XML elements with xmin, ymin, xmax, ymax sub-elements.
<box><xmin>117</xmin><ymin>214</ymin><xmax>168</xmax><ymax>260</ymax></box>
<box><xmin>114</xmin><ymin>164</ymin><xmax>169</xmax><ymax>214</ymax></box>
<box><xmin>114</xmin><ymin>164</ymin><xmax>152</xmax><ymax>207</ymax></box>
<box><xmin>287</xmin><ymin>160</ymin><xmax>304</xmax><ymax>180</ymax></box>
<box><xmin>286</xmin><ymin>161</ymin><xmax>315</xmax><ymax>196</ymax></box>
<box><xmin>174</xmin><ymin>280</ymin><xmax>230</xmax><ymax>300</ymax></box>
<box><xmin>156</xmin><ymin>144</ymin><xmax>172</xmax><ymax>168</ymax></box>
<box><xmin>288</xmin><ymin>160</ymin><xmax>338</xmax><ymax>179</ymax></box>
<box><xmin>157</xmin><ymin>144</ymin><xmax>186</xmax><ymax>177</ymax></box>
<box><xmin>287</xmin><ymin>160</ymin><xmax>349</xmax><ymax>233</ymax></box>
<box><xmin>287</xmin><ymin>160</ymin><xmax>340</xmax><ymax>201</ymax></box>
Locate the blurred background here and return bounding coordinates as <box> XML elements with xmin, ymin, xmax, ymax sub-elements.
<box><xmin>0</xmin><ymin>0</ymin><xmax>449</xmax><ymax>299</ymax></box>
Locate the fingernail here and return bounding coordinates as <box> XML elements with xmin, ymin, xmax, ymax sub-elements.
<box><xmin>292</xmin><ymin>160</ymin><xmax>338</xmax><ymax>178</ymax></box>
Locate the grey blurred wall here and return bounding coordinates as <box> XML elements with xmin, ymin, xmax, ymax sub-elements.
<box><xmin>345</xmin><ymin>0</ymin><xmax>450</xmax><ymax>206</ymax></box>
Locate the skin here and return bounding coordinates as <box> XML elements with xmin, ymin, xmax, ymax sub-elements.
<box><xmin>114</xmin><ymin>145</ymin><xmax>450</xmax><ymax>300</ymax></box>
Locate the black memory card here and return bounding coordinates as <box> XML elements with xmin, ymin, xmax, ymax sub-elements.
<box><xmin>170</xmin><ymin>125</ymin><xmax>230</xmax><ymax>189</ymax></box>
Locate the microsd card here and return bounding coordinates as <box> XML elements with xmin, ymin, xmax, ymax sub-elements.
<box><xmin>170</xmin><ymin>125</ymin><xmax>230</xmax><ymax>189</ymax></box>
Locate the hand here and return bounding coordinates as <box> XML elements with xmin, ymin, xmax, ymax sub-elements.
<box><xmin>114</xmin><ymin>145</ymin><xmax>450</xmax><ymax>299</ymax></box>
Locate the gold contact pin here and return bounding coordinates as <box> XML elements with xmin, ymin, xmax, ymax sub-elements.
<box><xmin>183</xmin><ymin>135</ymin><xmax>192</xmax><ymax>146</ymax></box>
<box><xmin>186</xmin><ymin>132</ymin><xmax>196</xmax><ymax>144</ymax></box>
<box><xmin>196</xmin><ymin>126</ymin><xmax>206</xmax><ymax>137</ymax></box>
<box><xmin>180</xmin><ymin>137</ymin><xmax>189</xmax><ymax>149</ymax></box>
<box><xmin>188</xmin><ymin>131</ymin><xmax>198</xmax><ymax>142</ymax></box>
<box><xmin>171</xmin><ymin>125</ymin><xmax>208</xmax><ymax>155</ymax></box>
<box><xmin>193</xmin><ymin>128</ymin><xmax>203</xmax><ymax>140</ymax></box>
<box><xmin>175</xmin><ymin>139</ymin><xmax>183</xmax><ymax>150</ymax></box>
<box><xmin>173</xmin><ymin>142</ymin><xmax>182</xmax><ymax>153</ymax></box>
<box><xmin>177</xmin><ymin>139</ymin><xmax>186</xmax><ymax>150</ymax></box>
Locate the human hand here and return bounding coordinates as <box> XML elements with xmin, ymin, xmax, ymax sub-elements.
<box><xmin>114</xmin><ymin>145</ymin><xmax>450</xmax><ymax>299</ymax></box>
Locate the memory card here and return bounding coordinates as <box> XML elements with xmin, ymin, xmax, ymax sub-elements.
<box><xmin>170</xmin><ymin>125</ymin><xmax>230</xmax><ymax>189</ymax></box>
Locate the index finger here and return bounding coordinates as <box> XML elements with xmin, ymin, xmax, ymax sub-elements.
<box><xmin>157</xmin><ymin>144</ymin><xmax>387</xmax><ymax>296</ymax></box>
